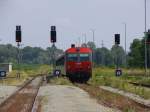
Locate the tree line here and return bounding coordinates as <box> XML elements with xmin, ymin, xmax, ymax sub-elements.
<box><xmin>85</xmin><ymin>42</ymin><xmax>126</xmax><ymax>67</ymax></box>
<box><xmin>0</xmin><ymin>44</ymin><xmax>63</xmax><ymax>65</ymax></box>
<box><xmin>86</xmin><ymin>36</ymin><xmax>150</xmax><ymax>68</ymax></box>
<box><xmin>0</xmin><ymin>36</ymin><xmax>149</xmax><ymax>68</ymax></box>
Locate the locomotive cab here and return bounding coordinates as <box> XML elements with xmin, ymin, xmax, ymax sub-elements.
<box><xmin>65</xmin><ymin>47</ymin><xmax>92</xmax><ymax>82</ymax></box>
<box><xmin>56</xmin><ymin>46</ymin><xmax>92</xmax><ymax>83</ymax></box>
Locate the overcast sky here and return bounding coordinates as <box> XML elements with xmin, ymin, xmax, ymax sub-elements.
<box><xmin>0</xmin><ymin>0</ymin><xmax>150</xmax><ymax>50</ymax></box>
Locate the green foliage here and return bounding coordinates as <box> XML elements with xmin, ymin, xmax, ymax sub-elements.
<box><xmin>94</xmin><ymin>47</ymin><xmax>113</xmax><ymax>66</ymax></box>
<box><xmin>90</xmin><ymin>67</ymin><xmax>150</xmax><ymax>99</ymax></box>
<box><xmin>111</xmin><ymin>45</ymin><xmax>126</xmax><ymax>67</ymax></box>
<box><xmin>0</xmin><ymin>44</ymin><xmax>17</xmax><ymax>63</ymax></box>
<box><xmin>0</xmin><ymin>44</ymin><xmax>63</xmax><ymax>64</ymax></box>
<box><xmin>128</xmin><ymin>39</ymin><xmax>144</xmax><ymax>67</ymax></box>
<box><xmin>48</xmin><ymin>77</ymin><xmax>73</xmax><ymax>85</ymax></box>
<box><xmin>87</xmin><ymin>41</ymin><xmax>96</xmax><ymax>50</ymax></box>
<box><xmin>0</xmin><ymin>37</ymin><xmax>148</xmax><ymax>68</ymax></box>
<box><xmin>0</xmin><ymin>64</ymin><xmax>51</xmax><ymax>85</ymax></box>
<box><xmin>85</xmin><ymin>41</ymin><xmax>125</xmax><ymax>67</ymax></box>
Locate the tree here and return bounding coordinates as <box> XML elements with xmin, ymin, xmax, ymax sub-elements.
<box><xmin>111</xmin><ymin>45</ymin><xmax>126</xmax><ymax>67</ymax></box>
<box><xmin>128</xmin><ymin>39</ymin><xmax>144</xmax><ymax>67</ymax></box>
<box><xmin>87</xmin><ymin>41</ymin><xmax>96</xmax><ymax>50</ymax></box>
<box><xmin>94</xmin><ymin>47</ymin><xmax>113</xmax><ymax>66</ymax></box>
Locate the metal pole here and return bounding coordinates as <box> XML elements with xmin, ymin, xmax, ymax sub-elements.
<box><xmin>116</xmin><ymin>45</ymin><xmax>119</xmax><ymax>69</ymax></box>
<box><xmin>52</xmin><ymin>43</ymin><xmax>56</xmax><ymax>73</ymax></box>
<box><xmin>145</xmin><ymin>0</ymin><xmax>147</xmax><ymax>32</ymax></box>
<box><xmin>145</xmin><ymin>0</ymin><xmax>148</xmax><ymax>75</ymax></box>
<box><xmin>84</xmin><ymin>33</ymin><xmax>87</xmax><ymax>44</ymax></box>
<box><xmin>78</xmin><ymin>37</ymin><xmax>81</xmax><ymax>47</ymax></box>
<box><xmin>17</xmin><ymin>42</ymin><xmax>20</xmax><ymax>78</ymax></box>
<box><xmin>101</xmin><ymin>40</ymin><xmax>105</xmax><ymax>66</ymax></box>
<box><xmin>91</xmin><ymin>29</ymin><xmax>95</xmax><ymax>43</ymax></box>
<box><xmin>124</xmin><ymin>23</ymin><xmax>127</xmax><ymax>68</ymax></box>
<box><xmin>90</xmin><ymin>29</ymin><xmax>95</xmax><ymax>68</ymax></box>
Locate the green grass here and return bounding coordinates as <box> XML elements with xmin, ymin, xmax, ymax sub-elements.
<box><xmin>0</xmin><ymin>64</ymin><xmax>51</xmax><ymax>86</ymax></box>
<box><xmin>79</xmin><ymin>84</ymin><xmax>148</xmax><ymax>112</ymax></box>
<box><xmin>48</xmin><ymin>77</ymin><xmax>73</xmax><ymax>85</ymax></box>
<box><xmin>90</xmin><ymin>67</ymin><xmax>150</xmax><ymax>99</ymax></box>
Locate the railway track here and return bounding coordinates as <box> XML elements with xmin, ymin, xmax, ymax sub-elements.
<box><xmin>129</xmin><ymin>82</ymin><xmax>150</xmax><ymax>88</ymax></box>
<box><xmin>0</xmin><ymin>76</ymin><xmax>44</xmax><ymax>112</ymax></box>
<box><xmin>74</xmin><ymin>82</ymin><xmax>150</xmax><ymax>112</ymax></box>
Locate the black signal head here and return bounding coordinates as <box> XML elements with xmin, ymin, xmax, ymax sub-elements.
<box><xmin>16</xmin><ymin>25</ymin><xmax>22</xmax><ymax>42</ymax></box>
<box><xmin>50</xmin><ymin>26</ymin><xmax>57</xmax><ymax>43</ymax></box>
<box><xmin>51</xmin><ymin>26</ymin><xmax>56</xmax><ymax>31</ymax></box>
<box><xmin>115</xmin><ymin>34</ymin><xmax>120</xmax><ymax>45</ymax></box>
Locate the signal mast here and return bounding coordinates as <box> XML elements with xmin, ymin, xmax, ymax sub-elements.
<box><xmin>50</xmin><ymin>26</ymin><xmax>57</xmax><ymax>74</ymax></box>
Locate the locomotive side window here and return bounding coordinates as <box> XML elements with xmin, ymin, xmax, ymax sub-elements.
<box><xmin>67</xmin><ymin>54</ymin><xmax>78</xmax><ymax>61</ymax></box>
<box><xmin>80</xmin><ymin>53</ymin><xmax>91</xmax><ymax>62</ymax></box>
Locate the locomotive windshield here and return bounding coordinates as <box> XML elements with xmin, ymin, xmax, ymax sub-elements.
<box><xmin>79</xmin><ymin>53</ymin><xmax>91</xmax><ymax>62</ymax></box>
<box><xmin>67</xmin><ymin>53</ymin><xmax>91</xmax><ymax>62</ymax></box>
<box><xmin>67</xmin><ymin>53</ymin><xmax>78</xmax><ymax>61</ymax></box>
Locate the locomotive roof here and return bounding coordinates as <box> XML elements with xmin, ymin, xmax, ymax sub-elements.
<box><xmin>66</xmin><ymin>47</ymin><xmax>92</xmax><ymax>53</ymax></box>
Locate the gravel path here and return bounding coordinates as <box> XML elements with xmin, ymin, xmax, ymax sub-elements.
<box><xmin>0</xmin><ymin>86</ymin><xmax>18</xmax><ymax>104</ymax></box>
<box><xmin>37</xmin><ymin>85</ymin><xmax>117</xmax><ymax>112</ymax></box>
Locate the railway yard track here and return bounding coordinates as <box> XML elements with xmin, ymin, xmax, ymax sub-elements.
<box><xmin>129</xmin><ymin>82</ymin><xmax>150</xmax><ymax>88</ymax></box>
<box><xmin>0</xmin><ymin>76</ymin><xmax>43</xmax><ymax>112</ymax></box>
<box><xmin>0</xmin><ymin>76</ymin><xmax>150</xmax><ymax>112</ymax></box>
<box><xmin>75</xmin><ymin>83</ymin><xmax>150</xmax><ymax>112</ymax></box>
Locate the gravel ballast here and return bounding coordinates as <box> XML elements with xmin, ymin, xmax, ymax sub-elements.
<box><xmin>0</xmin><ymin>85</ymin><xmax>18</xmax><ymax>104</ymax></box>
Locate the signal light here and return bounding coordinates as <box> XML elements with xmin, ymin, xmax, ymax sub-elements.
<box><xmin>50</xmin><ymin>26</ymin><xmax>56</xmax><ymax>43</ymax></box>
<box><xmin>16</xmin><ymin>26</ymin><xmax>22</xmax><ymax>42</ymax></box>
<box><xmin>115</xmin><ymin>34</ymin><xmax>120</xmax><ymax>45</ymax></box>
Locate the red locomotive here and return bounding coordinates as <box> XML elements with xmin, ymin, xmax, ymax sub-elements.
<box><xmin>56</xmin><ymin>45</ymin><xmax>92</xmax><ymax>82</ymax></box>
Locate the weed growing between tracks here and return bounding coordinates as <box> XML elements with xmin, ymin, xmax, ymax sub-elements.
<box><xmin>90</xmin><ymin>67</ymin><xmax>150</xmax><ymax>99</ymax></box>
<box><xmin>0</xmin><ymin>64</ymin><xmax>51</xmax><ymax>86</ymax></box>
<box><xmin>78</xmin><ymin>84</ymin><xmax>149</xmax><ymax>112</ymax></box>
<box><xmin>73</xmin><ymin>67</ymin><xmax>150</xmax><ymax>112</ymax></box>
<box><xmin>48</xmin><ymin>77</ymin><xmax>73</xmax><ymax>85</ymax></box>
